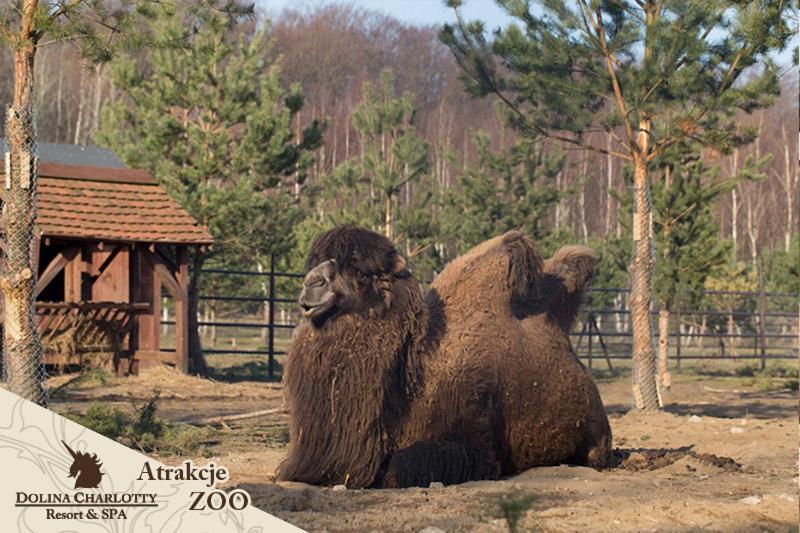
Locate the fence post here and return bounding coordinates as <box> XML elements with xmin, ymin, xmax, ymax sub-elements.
<box><xmin>590</xmin><ymin>313</ymin><xmax>613</xmax><ymax>371</ymax></box>
<box><xmin>268</xmin><ymin>254</ymin><xmax>276</xmax><ymax>379</ymax></box>
<box><xmin>758</xmin><ymin>258</ymin><xmax>767</xmax><ymax>371</ymax></box>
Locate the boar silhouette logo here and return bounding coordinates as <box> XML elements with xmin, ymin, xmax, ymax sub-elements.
<box><xmin>62</xmin><ymin>440</ymin><xmax>104</xmax><ymax>489</ymax></box>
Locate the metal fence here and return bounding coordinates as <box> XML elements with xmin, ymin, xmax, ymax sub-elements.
<box><xmin>574</xmin><ymin>287</ymin><xmax>798</xmax><ymax>371</ymax></box>
<box><xmin>161</xmin><ymin>258</ymin><xmax>799</xmax><ymax>379</ymax></box>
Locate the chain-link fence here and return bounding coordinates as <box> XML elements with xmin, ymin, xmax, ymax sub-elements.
<box><xmin>0</xmin><ymin>105</ymin><xmax>48</xmax><ymax>406</ymax></box>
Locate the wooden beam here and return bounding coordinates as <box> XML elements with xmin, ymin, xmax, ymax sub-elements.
<box><xmin>35</xmin><ymin>246</ymin><xmax>79</xmax><ymax>297</ymax></box>
<box><xmin>140</xmin><ymin>246</ymin><xmax>186</xmax><ymax>301</ymax></box>
<box><xmin>37</xmin><ymin>162</ymin><xmax>157</xmax><ymax>185</ymax></box>
<box><xmin>174</xmin><ymin>245</ymin><xmax>189</xmax><ymax>374</ymax></box>
<box><xmin>154</xmin><ymin>244</ymin><xmax>177</xmax><ymax>275</ymax></box>
<box><xmin>132</xmin><ymin>246</ymin><xmax>161</xmax><ymax>354</ymax></box>
<box><xmin>92</xmin><ymin>244</ymin><xmax>121</xmax><ymax>278</ymax></box>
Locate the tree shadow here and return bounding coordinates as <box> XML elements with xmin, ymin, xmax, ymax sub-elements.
<box><xmin>207</xmin><ymin>360</ymin><xmax>283</xmax><ymax>383</ymax></box>
<box><xmin>605</xmin><ymin>387</ymin><xmax>796</xmax><ymax>419</ymax></box>
<box><xmin>662</xmin><ymin>399</ymin><xmax>796</xmax><ymax>419</ymax></box>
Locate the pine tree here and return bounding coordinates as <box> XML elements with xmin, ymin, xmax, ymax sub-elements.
<box><xmin>352</xmin><ymin>70</ymin><xmax>430</xmax><ymax>240</ymax></box>
<box><xmin>764</xmin><ymin>236</ymin><xmax>800</xmax><ymax>299</ymax></box>
<box><xmin>651</xmin><ymin>148</ymin><xmax>737</xmax><ymax>390</ymax></box>
<box><xmin>296</xmin><ymin>70</ymin><xmax>440</xmax><ymax>277</ymax></box>
<box><xmin>443</xmin><ymin>130</ymin><xmax>566</xmax><ymax>254</ymax></box>
<box><xmin>442</xmin><ymin>0</ymin><xmax>794</xmax><ymax>409</ymax></box>
<box><xmin>98</xmin><ymin>6</ymin><xmax>321</xmax><ymax>374</ymax></box>
<box><xmin>610</xmin><ymin>145</ymin><xmax>765</xmax><ymax>389</ymax></box>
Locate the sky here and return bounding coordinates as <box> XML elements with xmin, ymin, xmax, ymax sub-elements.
<box><xmin>257</xmin><ymin>0</ymin><xmax>515</xmax><ymax>30</ymax></box>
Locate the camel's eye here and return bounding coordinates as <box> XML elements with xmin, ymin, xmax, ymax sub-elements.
<box><xmin>354</xmin><ymin>269</ymin><xmax>372</xmax><ymax>284</ymax></box>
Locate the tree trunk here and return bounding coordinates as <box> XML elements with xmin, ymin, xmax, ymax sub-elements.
<box><xmin>630</xmin><ymin>148</ymin><xmax>661</xmax><ymax>410</ymax></box>
<box><xmin>91</xmin><ymin>64</ymin><xmax>104</xmax><ymax>140</ymax></box>
<box><xmin>554</xmin><ymin>170</ymin><xmax>563</xmax><ymax>228</ymax></box>
<box><xmin>74</xmin><ymin>68</ymin><xmax>86</xmax><ymax>145</ymax></box>
<box><xmin>1</xmin><ymin>0</ymin><xmax>46</xmax><ymax>405</ymax></box>
<box><xmin>746</xmin><ymin>195</ymin><xmax>758</xmax><ymax>268</ymax></box>
<box><xmin>727</xmin><ymin>311</ymin><xmax>736</xmax><ymax>356</ymax></box>
<box><xmin>579</xmin><ymin>158</ymin><xmax>589</xmax><ymax>241</ymax></box>
<box><xmin>187</xmin><ymin>252</ymin><xmax>208</xmax><ymax>375</ymax></box>
<box><xmin>698</xmin><ymin>315</ymin><xmax>707</xmax><ymax>354</ymax></box>
<box><xmin>731</xmin><ymin>187</ymin><xmax>738</xmax><ymax>258</ymax></box>
<box><xmin>605</xmin><ymin>135</ymin><xmax>614</xmax><ymax>236</ymax></box>
<box><xmin>657</xmin><ymin>305</ymin><xmax>672</xmax><ymax>391</ymax></box>
<box><xmin>257</xmin><ymin>261</ymin><xmax>270</xmax><ymax>343</ymax></box>
<box><xmin>211</xmin><ymin>306</ymin><xmax>218</xmax><ymax>347</ymax></box>
<box><xmin>384</xmin><ymin>193</ymin><xmax>393</xmax><ymax>239</ymax></box>
<box><xmin>781</xmin><ymin>123</ymin><xmax>795</xmax><ymax>252</ymax></box>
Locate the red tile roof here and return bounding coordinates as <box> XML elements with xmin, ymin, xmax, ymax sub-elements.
<box><xmin>3</xmin><ymin>162</ymin><xmax>213</xmax><ymax>245</ymax></box>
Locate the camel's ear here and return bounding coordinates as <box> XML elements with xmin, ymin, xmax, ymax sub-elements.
<box><xmin>392</xmin><ymin>254</ymin><xmax>409</xmax><ymax>277</ymax></box>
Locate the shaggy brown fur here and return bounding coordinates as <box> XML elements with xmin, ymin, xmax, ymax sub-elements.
<box><xmin>278</xmin><ymin>226</ymin><xmax>611</xmax><ymax>489</ymax></box>
<box><xmin>541</xmin><ymin>245</ymin><xmax>598</xmax><ymax>333</ymax></box>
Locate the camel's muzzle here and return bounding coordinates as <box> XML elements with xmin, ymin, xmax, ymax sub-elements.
<box><xmin>299</xmin><ymin>259</ymin><xmax>336</xmax><ymax>318</ymax></box>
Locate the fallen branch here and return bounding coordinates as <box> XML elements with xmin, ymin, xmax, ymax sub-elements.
<box><xmin>182</xmin><ymin>407</ymin><xmax>287</xmax><ymax>426</ymax></box>
<box><xmin>702</xmin><ymin>386</ymin><xmax>744</xmax><ymax>394</ymax></box>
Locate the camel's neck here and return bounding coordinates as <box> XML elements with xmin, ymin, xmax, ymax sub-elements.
<box><xmin>281</xmin><ymin>280</ymin><xmax>427</xmax><ymax>487</ymax></box>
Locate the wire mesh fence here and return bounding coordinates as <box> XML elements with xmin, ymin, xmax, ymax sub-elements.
<box><xmin>0</xmin><ymin>105</ymin><xmax>48</xmax><ymax>406</ymax></box>
<box><xmin>159</xmin><ymin>259</ymin><xmax>799</xmax><ymax>380</ymax></box>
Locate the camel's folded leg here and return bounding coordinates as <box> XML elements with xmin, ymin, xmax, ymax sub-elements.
<box><xmin>376</xmin><ymin>439</ymin><xmax>501</xmax><ymax>488</ymax></box>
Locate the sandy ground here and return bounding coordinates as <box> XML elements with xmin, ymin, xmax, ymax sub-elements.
<box><xmin>49</xmin><ymin>365</ymin><xmax>799</xmax><ymax>532</ymax></box>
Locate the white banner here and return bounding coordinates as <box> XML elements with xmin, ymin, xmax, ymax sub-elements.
<box><xmin>0</xmin><ymin>388</ymin><xmax>302</xmax><ymax>533</ymax></box>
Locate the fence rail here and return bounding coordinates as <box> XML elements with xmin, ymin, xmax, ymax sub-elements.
<box><xmin>161</xmin><ymin>258</ymin><xmax>799</xmax><ymax>378</ymax></box>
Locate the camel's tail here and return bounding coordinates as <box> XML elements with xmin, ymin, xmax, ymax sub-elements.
<box><xmin>541</xmin><ymin>245</ymin><xmax>597</xmax><ymax>332</ymax></box>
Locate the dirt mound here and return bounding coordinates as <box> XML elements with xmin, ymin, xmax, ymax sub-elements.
<box><xmin>613</xmin><ymin>447</ymin><xmax>742</xmax><ymax>472</ymax></box>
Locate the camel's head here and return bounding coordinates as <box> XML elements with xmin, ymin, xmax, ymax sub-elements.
<box><xmin>300</xmin><ymin>225</ymin><xmax>411</xmax><ymax>328</ymax></box>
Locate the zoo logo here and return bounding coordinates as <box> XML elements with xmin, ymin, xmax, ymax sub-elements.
<box><xmin>62</xmin><ymin>440</ymin><xmax>104</xmax><ymax>489</ymax></box>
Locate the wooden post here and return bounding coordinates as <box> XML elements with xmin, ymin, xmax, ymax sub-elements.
<box><xmin>268</xmin><ymin>254</ymin><xmax>276</xmax><ymax>379</ymax></box>
<box><xmin>64</xmin><ymin>246</ymin><xmax>83</xmax><ymax>302</ymax></box>
<box><xmin>590</xmin><ymin>313</ymin><xmax>613</xmax><ymax>371</ymax></box>
<box><xmin>131</xmin><ymin>245</ymin><xmax>161</xmax><ymax>364</ymax></box>
<box><xmin>758</xmin><ymin>258</ymin><xmax>767</xmax><ymax>371</ymax></box>
<box><xmin>127</xmin><ymin>245</ymin><xmax>140</xmax><ymax>373</ymax></box>
<box><xmin>175</xmin><ymin>246</ymin><xmax>189</xmax><ymax>373</ymax></box>
<box><xmin>575</xmin><ymin>320</ymin><xmax>587</xmax><ymax>350</ymax></box>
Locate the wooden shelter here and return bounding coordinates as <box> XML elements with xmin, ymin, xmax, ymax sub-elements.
<box><xmin>0</xmin><ymin>143</ymin><xmax>212</xmax><ymax>374</ymax></box>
